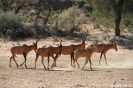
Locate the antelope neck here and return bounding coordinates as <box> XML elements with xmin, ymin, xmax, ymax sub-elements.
<box><xmin>105</xmin><ymin>44</ymin><xmax>114</xmax><ymax>51</ymax></box>
<box><xmin>27</xmin><ymin>45</ymin><xmax>35</xmax><ymax>52</ymax></box>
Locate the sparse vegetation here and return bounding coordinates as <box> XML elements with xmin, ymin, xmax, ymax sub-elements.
<box><xmin>0</xmin><ymin>1</ymin><xmax>133</xmax><ymax>88</ymax></box>
<box><xmin>93</xmin><ymin>36</ymin><xmax>99</xmax><ymax>44</ymax></box>
<box><xmin>51</xmin><ymin>35</ymin><xmax>58</xmax><ymax>42</ymax></box>
<box><xmin>0</xmin><ymin>0</ymin><xmax>132</xmax><ymax>44</ymax></box>
<box><xmin>50</xmin><ymin>6</ymin><xmax>88</xmax><ymax>35</ymax></box>
<box><xmin>0</xmin><ymin>13</ymin><xmax>25</xmax><ymax>39</ymax></box>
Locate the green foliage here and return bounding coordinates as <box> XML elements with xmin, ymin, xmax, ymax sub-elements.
<box><xmin>0</xmin><ymin>13</ymin><xmax>24</xmax><ymax>38</ymax></box>
<box><xmin>121</xmin><ymin>14</ymin><xmax>133</xmax><ymax>32</ymax></box>
<box><xmin>49</xmin><ymin>6</ymin><xmax>88</xmax><ymax>36</ymax></box>
<box><xmin>93</xmin><ymin>36</ymin><xmax>99</xmax><ymax>44</ymax></box>
<box><xmin>58</xmin><ymin>6</ymin><xmax>87</xmax><ymax>34</ymax></box>
<box><xmin>85</xmin><ymin>0</ymin><xmax>133</xmax><ymax>34</ymax></box>
<box><xmin>90</xmin><ymin>6</ymin><xmax>115</xmax><ymax>29</ymax></box>
<box><xmin>102</xmin><ymin>33</ymin><xmax>110</xmax><ymax>41</ymax></box>
<box><xmin>51</xmin><ymin>35</ymin><xmax>58</xmax><ymax>42</ymax></box>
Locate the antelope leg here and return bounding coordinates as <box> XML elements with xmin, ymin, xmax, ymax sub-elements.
<box><xmin>13</xmin><ymin>57</ymin><xmax>19</xmax><ymax>67</ymax></box>
<box><xmin>104</xmin><ymin>53</ymin><xmax>108</xmax><ymax>65</ymax></box>
<box><xmin>89</xmin><ymin>58</ymin><xmax>93</xmax><ymax>70</ymax></box>
<box><xmin>20</xmin><ymin>54</ymin><xmax>25</xmax><ymax>67</ymax></box>
<box><xmin>70</xmin><ymin>53</ymin><xmax>74</xmax><ymax>67</ymax></box>
<box><xmin>73</xmin><ymin>56</ymin><xmax>79</xmax><ymax>69</ymax></box>
<box><xmin>82</xmin><ymin>58</ymin><xmax>88</xmax><ymax>70</ymax></box>
<box><xmin>11</xmin><ymin>54</ymin><xmax>18</xmax><ymax>67</ymax></box>
<box><xmin>35</xmin><ymin>54</ymin><xmax>38</xmax><ymax>69</ymax></box>
<box><xmin>20</xmin><ymin>53</ymin><xmax>27</xmax><ymax>68</ymax></box>
<box><xmin>42</xmin><ymin>57</ymin><xmax>47</xmax><ymax>70</ymax></box>
<box><xmin>51</xmin><ymin>55</ymin><xmax>56</xmax><ymax>69</ymax></box>
<box><xmin>9</xmin><ymin>56</ymin><xmax>13</xmax><ymax>67</ymax></box>
<box><xmin>47</xmin><ymin>55</ymin><xmax>50</xmax><ymax>70</ymax></box>
<box><xmin>99</xmin><ymin>52</ymin><xmax>103</xmax><ymax>65</ymax></box>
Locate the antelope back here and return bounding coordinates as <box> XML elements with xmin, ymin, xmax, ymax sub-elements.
<box><xmin>77</xmin><ymin>38</ymin><xmax>86</xmax><ymax>50</ymax></box>
<box><xmin>90</xmin><ymin>44</ymin><xmax>99</xmax><ymax>52</ymax></box>
<box><xmin>88</xmin><ymin>44</ymin><xmax>99</xmax><ymax>52</ymax></box>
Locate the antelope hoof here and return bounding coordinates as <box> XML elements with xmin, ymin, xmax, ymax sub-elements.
<box><xmin>47</xmin><ymin>67</ymin><xmax>49</xmax><ymax>70</ymax></box>
<box><xmin>78</xmin><ymin>66</ymin><xmax>80</xmax><ymax>68</ymax></box>
<box><xmin>51</xmin><ymin>64</ymin><xmax>54</xmax><ymax>69</ymax></box>
<box><xmin>20</xmin><ymin>64</ymin><xmax>23</xmax><ymax>67</ymax></box>
<box><xmin>25</xmin><ymin>66</ymin><xmax>28</xmax><ymax>68</ymax></box>
<box><xmin>91</xmin><ymin>68</ymin><xmax>93</xmax><ymax>71</ymax></box>
<box><xmin>54</xmin><ymin>64</ymin><xmax>56</xmax><ymax>67</ymax></box>
<box><xmin>51</xmin><ymin>66</ymin><xmax>53</xmax><ymax>69</ymax></box>
<box><xmin>82</xmin><ymin>68</ymin><xmax>84</xmax><ymax>70</ymax></box>
<box><xmin>73</xmin><ymin>65</ymin><xmax>76</xmax><ymax>67</ymax></box>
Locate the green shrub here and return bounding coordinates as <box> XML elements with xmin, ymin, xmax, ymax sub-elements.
<box><xmin>93</xmin><ymin>36</ymin><xmax>99</xmax><ymax>44</ymax></box>
<box><xmin>124</xmin><ymin>18</ymin><xmax>131</xmax><ymax>27</ymax></box>
<box><xmin>93</xmin><ymin>21</ymin><xmax>100</xmax><ymax>28</ymax></box>
<box><xmin>57</xmin><ymin>6</ymin><xmax>87</xmax><ymax>34</ymax></box>
<box><xmin>0</xmin><ymin>13</ymin><xmax>24</xmax><ymax>39</ymax></box>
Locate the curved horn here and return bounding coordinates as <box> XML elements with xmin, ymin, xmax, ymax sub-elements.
<box><xmin>36</xmin><ymin>39</ymin><xmax>40</xmax><ymax>44</ymax></box>
<box><xmin>82</xmin><ymin>33</ymin><xmax>87</xmax><ymax>44</ymax></box>
<box><xmin>60</xmin><ymin>39</ymin><xmax>62</xmax><ymax>45</ymax></box>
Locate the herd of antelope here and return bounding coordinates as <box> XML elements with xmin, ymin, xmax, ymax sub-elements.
<box><xmin>9</xmin><ymin>38</ymin><xmax>117</xmax><ymax>70</ymax></box>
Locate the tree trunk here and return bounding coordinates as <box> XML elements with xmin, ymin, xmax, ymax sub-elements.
<box><xmin>4</xmin><ymin>8</ymin><xmax>7</xmax><ymax>12</ymax></box>
<box><xmin>34</xmin><ymin>9</ymin><xmax>41</xmax><ymax>34</ymax></box>
<box><xmin>113</xmin><ymin>0</ymin><xmax>125</xmax><ymax>36</ymax></box>
<box><xmin>115</xmin><ymin>13</ymin><xmax>121</xmax><ymax>36</ymax></box>
<box><xmin>43</xmin><ymin>8</ymin><xmax>51</xmax><ymax>24</ymax></box>
<box><xmin>15</xmin><ymin>5</ymin><xmax>23</xmax><ymax>14</ymax></box>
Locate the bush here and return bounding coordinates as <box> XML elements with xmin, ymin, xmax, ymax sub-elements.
<box><xmin>0</xmin><ymin>13</ymin><xmax>24</xmax><ymax>39</ymax></box>
<box><xmin>50</xmin><ymin>6</ymin><xmax>88</xmax><ymax>35</ymax></box>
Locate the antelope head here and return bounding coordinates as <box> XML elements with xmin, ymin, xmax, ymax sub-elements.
<box><xmin>112</xmin><ymin>40</ymin><xmax>117</xmax><ymax>51</ymax></box>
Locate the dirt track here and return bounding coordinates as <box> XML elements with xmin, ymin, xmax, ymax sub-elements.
<box><xmin>0</xmin><ymin>38</ymin><xmax>133</xmax><ymax>88</ymax></box>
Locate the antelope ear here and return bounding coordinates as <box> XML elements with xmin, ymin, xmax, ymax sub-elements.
<box><xmin>60</xmin><ymin>39</ymin><xmax>62</xmax><ymax>44</ymax></box>
<box><xmin>113</xmin><ymin>41</ymin><xmax>115</xmax><ymax>44</ymax></box>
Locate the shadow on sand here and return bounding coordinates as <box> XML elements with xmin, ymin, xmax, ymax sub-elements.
<box><xmin>82</xmin><ymin>68</ymin><xmax>101</xmax><ymax>71</ymax></box>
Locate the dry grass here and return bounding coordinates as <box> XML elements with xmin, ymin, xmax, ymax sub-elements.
<box><xmin>0</xmin><ymin>37</ymin><xmax>133</xmax><ymax>88</ymax></box>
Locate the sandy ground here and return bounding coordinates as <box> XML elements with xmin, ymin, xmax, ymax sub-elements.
<box><xmin>0</xmin><ymin>38</ymin><xmax>133</xmax><ymax>88</ymax></box>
